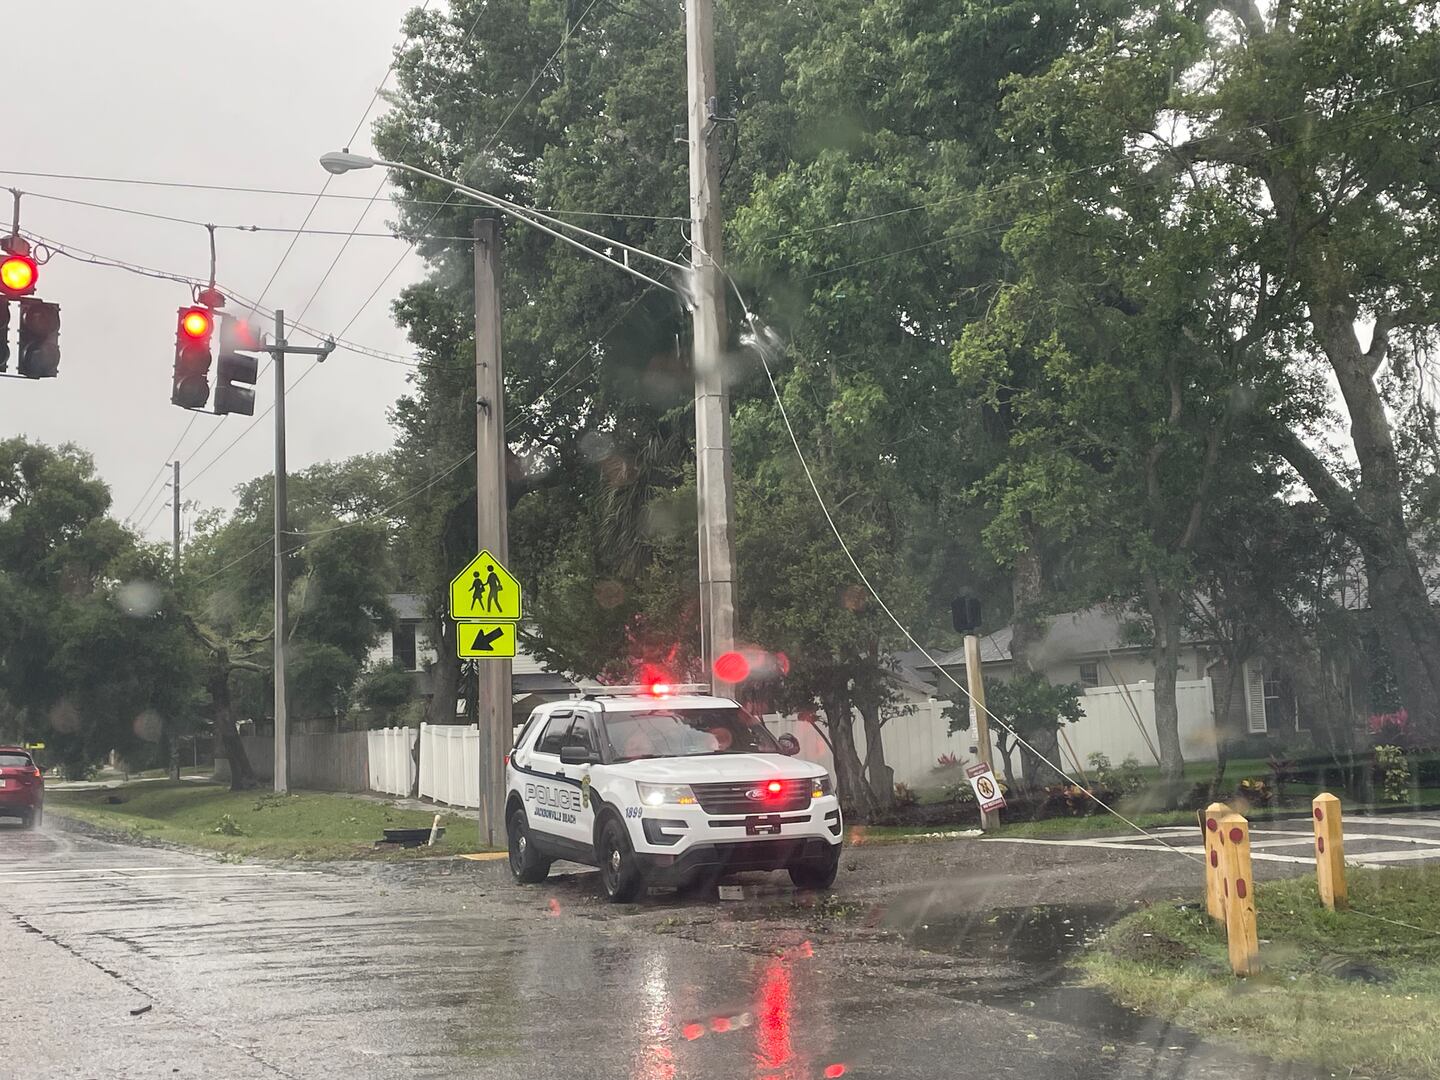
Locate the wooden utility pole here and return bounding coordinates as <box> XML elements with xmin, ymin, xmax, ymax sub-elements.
<box><xmin>473</xmin><ymin>216</ymin><xmax>510</xmax><ymax>849</ymax></box>
<box><xmin>964</xmin><ymin>633</ymin><xmax>1000</xmax><ymax>830</ymax></box>
<box><xmin>686</xmin><ymin>0</ymin><xmax>738</xmax><ymax>691</ymax></box>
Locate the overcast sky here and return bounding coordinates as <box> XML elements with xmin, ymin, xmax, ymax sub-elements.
<box><xmin>2</xmin><ymin>0</ymin><xmax>428</xmax><ymax>543</ymax></box>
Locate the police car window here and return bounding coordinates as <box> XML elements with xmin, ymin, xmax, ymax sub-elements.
<box><xmin>512</xmin><ymin>710</ymin><xmax>544</xmax><ymax>750</ymax></box>
<box><xmin>565</xmin><ymin>714</ymin><xmax>599</xmax><ymax>755</ymax></box>
<box><xmin>534</xmin><ymin>714</ymin><xmax>573</xmax><ymax>755</ymax></box>
<box><xmin>604</xmin><ymin>708</ymin><xmax>780</xmax><ymax>762</ymax></box>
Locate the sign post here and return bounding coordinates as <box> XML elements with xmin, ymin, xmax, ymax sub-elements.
<box><xmin>449</xmin><ymin>547</ymin><xmax>523</xmax><ymax>849</ymax></box>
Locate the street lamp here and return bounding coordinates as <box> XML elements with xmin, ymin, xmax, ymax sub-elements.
<box><xmin>319</xmin><ymin>151</ymin><xmax>682</xmax><ymax>293</ymax></box>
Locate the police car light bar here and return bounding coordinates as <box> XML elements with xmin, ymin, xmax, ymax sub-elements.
<box><xmin>575</xmin><ymin>683</ymin><xmax>711</xmax><ymax>698</ymax></box>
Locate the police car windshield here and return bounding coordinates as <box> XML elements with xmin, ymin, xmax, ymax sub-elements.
<box><xmin>604</xmin><ymin>708</ymin><xmax>780</xmax><ymax>762</ymax></box>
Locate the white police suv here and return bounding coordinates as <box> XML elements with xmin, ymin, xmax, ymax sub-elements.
<box><xmin>504</xmin><ymin>683</ymin><xmax>843</xmax><ymax>902</ymax></box>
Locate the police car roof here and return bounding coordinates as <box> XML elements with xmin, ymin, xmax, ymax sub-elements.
<box><xmin>568</xmin><ymin>694</ymin><xmax>738</xmax><ymax>713</ymax></box>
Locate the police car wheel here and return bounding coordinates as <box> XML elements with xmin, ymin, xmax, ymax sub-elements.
<box><xmin>788</xmin><ymin>845</ymin><xmax>840</xmax><ymax>890</ymax></box>
<box><xmin>597</xmin><ymin>817</ymin><xmax>644</xmax><ymax>903</ymax></box>
<box><xmin>507</xmin><ymin>809</ymin><xmax>550</xmax><ymax>884</ymax></box>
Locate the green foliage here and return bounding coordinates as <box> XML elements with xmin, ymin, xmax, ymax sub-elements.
<box><xmin>183</xmin><ymin>455</ymin><xmax>399</xmax><ymax>726</ymax></box>
<box><xmin>0</xmin><ymin>438</ymin><xmax>204</xmax><ymax>772</ymax></box>
<box><xmin>949</xmin><ymin>673</ymin><xmax>1082</xmax><ymax>739</ymax></box>
<box><xmin>1087</xmin><ymin>752</ymin><xmax>1146</xmax><ymax>796</ymax></box>
<box><xmin>1375</xmin><ymin>745</ymin><xmax>1413</xmax><ymax>803</ymax></box>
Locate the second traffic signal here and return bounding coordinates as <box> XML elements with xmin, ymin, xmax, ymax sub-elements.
<box><xmin>172</xmin><ymin>305</ymin><xmax>213</xmax><ymax>408</ymax></box>
<box><xmin>215</xmin><ymin>314</ymin><xmax>260</xmax><ymax>416</ymax></box>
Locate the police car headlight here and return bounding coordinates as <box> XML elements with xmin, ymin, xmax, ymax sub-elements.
<box><xmin>810</xmin><ymin>776</ymin><xmax>832</xmax><ymax>798</ymax></box>
<box><xmin>636</xmin><ymin>782</ymin><xmax>698</xmax><ymax>807</ymax></box>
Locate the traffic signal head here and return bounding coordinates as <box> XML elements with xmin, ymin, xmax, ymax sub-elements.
<box><xmin>17</xmin><ymin>299</ymin><xmax>60</xmax><ymax>378</ymax></box>
<box><xmin>172</xmin><ymin>305</ymin><xmax>213</xmax><ymax>409</ymax></box>
<box><xmin>0</xmin><ymin>302</ymin><xmax>9</xmax><ymax>373</ymax></box>
<box><xmin>0</xmin><ymin>252</ymin><xmax>36</xmax><ymax>299</ymax></box>
<box><xmin>215</xmin><ymin>314</ymin><xmax>260</xmax><ymax>416</ymax></box>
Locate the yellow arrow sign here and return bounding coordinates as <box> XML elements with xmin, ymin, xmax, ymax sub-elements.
<box><xmin>457</xmin><ymin>621</ymin><xmax>517</xmax><ymax>659</ymax></box>
<box><xmin>449</xmin><ymin>549</ymin><xmax>521</xmax><ymax>621</ymax></box>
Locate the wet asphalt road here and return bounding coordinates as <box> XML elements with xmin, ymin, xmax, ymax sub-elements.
<box><xmin>0</xmin><ymin>820</ymin><xmax>1354</xmax><ymax>1080</ymax></box>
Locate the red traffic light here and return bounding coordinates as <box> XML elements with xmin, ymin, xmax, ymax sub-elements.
<box><xmin>0</xmin><ymin>254</ymin><xmax>37</xmax><ymax>298</ymax></box>
<box><xmin>180</xmin><ymin>307</ymin><xmax>213</xmax><ymax>340</ymax></box>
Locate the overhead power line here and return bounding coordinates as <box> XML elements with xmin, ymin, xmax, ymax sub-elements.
<box><xmin>0</xmin><ymin>168</ymin><xmax>687</xmax><ymax>221</ymax></box>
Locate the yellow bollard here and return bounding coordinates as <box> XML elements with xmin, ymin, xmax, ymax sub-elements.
<box><xmin>1312</xmin><ymin>792</ymin><xmax>1348</xmax><ymax>910</ymax></box>
<box><xmin>1202</xmin><ymin>802</ymin><xmax>1233</xmax><ymax>922</ymax></box>
<box><xmin>1218</xmin><ymin>812</ymin><xmax>1260</xmax><ymax>976</ymax></box>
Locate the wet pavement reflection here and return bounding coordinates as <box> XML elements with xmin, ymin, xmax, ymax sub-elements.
<box><xmin>1</xmin><ymin>822</ymin><xmax>1339</xmax><ymax>1079</ymax></box>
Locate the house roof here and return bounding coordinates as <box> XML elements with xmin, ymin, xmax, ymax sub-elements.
<box><xmin>923</xmin><ymin>605</ymin><xmax>1205</xmax><ymax>669</ymax></box>
<box><xmin>889</xmin><ymin>649</ymin><xmax>942</xmax><ymax>697</ymax></box>
<box><xmin>388</xmin><ymin>593</ymin><xmax>429</xmax><ymax>622</ymax></box>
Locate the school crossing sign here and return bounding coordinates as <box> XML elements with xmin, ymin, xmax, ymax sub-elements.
<box><xmin>449</xmin><ymin>550</ymin><xmax>522</xmax><ymax>658</ymax></box>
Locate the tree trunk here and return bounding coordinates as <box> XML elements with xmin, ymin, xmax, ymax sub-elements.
<box><xmin>428</xmin><ymin>615</ymin><xmax>460</xmax><ymax>729</ymax></box>
<box><xmin>858</xmin><ymin>699</ymin><xmax>894</xmax><ymax>810</ymax></box>
<box><xmin>168</xmin><ymin>733</ymin><xmax>180</xmax><ymax>782</ymax></box>
<box><xmin>1286</xmin><ymin>297</ymin><xmax>1440</xmax><ymax>736</ymax></box>
<box><xmin>1209</xmin><ymin>661</ymin><xmax>1239</xmax><ymax>798</ymax></box>
<box><xmin>1008</xmin><ymin>521</ymin><xmax>1061</xmax><ymax>791</ymax></box>
<box><xmin>995</xmin><ymin>730</ymin><xmax>1018</xmax><ymax>792</ymax></box>
<box><xmin>210</xmin><ymin>667</ymin><xmax>256</xmax><ymax>791</ymax></box>
<box><xmin>824</xmin><ymin>690</ymin><xmax>875</xmax><ymax>821</ymax></box>
<box><xmin>1143</xmin><ymin>573</ymin><xmax>1186</xmax><ymax>794</ymax></box>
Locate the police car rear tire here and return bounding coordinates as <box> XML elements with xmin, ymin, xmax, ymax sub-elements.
<box><xmin>507</xmin><ymin>809</ymin><xmax>551</xmax><ymax>884</ymax></box>
<box><xmin>788</xmin><ymin>845</ymin><xmax>840</xmax><ymax>890</ymax></box>
<box><xmin>597</xmin><ymin>817</ymin><xmax>644</xmax><ymax>903</ymax></box>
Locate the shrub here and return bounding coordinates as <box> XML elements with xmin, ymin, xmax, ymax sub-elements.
<box><xmin>893</xmin><ymin>782</ymin><xmax>920</xmax><ymax>809</ymax></box>
<box><xmin>933</xmin><ymin>751</ymin><xmax>966</xmax><ymax>774</ymax></box>
<box><xmin>1374</xmin><ymin>744</ymin><xmax>1412</xmax><ymax>803</ymax></box>
<box><xmin>213</xmin><ymin>814</ymin><xmax>244</xmax><ymax>836</ymax></box>
<box><xmin>1236</xmin><ymin>776</ymin><xmax>1273</xmax><ymax>807</ymax></box>
<box><xmin>1086</xmin><ymin>752</ymin><xmax>1146</xmax><ymax>795</ymax></box>
<box><xmin>946</xmin><ymin>780</ymin><xmax>976</xmax><ymax>804</ymax></box>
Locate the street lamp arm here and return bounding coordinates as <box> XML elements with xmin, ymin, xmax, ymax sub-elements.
<box><xmin>370</xmin><ymin>158</ymin><xmax>680</xmax><ymax>294</ymax></box>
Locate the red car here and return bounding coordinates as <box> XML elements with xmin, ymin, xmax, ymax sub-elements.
<box><xmin>0</xmin><ymin>746</ymin><xmax>44</xmax><ymax>828</ymax></box>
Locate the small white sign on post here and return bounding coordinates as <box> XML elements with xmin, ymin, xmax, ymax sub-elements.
<box><xmin>966</xmin><ymin>762</ymin><xmax>1007</xmax><ymax>813</ymax></box>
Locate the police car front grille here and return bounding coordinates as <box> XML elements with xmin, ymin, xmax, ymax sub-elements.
<box><xmin>691</xmin><ymin>779</ymin><xmax>813</xmax><ymax>814</ymax></box>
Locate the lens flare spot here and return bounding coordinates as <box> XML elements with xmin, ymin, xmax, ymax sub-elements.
<box><xmin>681</xmin><ymin>1023</ymin><xmax>704</xmax><ymax>1041</ymax></box>
<box><xmin>710</xmin><ymin>1017</ymin><xmax>731</xmax><ymax>1033</ymax></box>
<box><xmin>824</xmin><ymin>1065</ymin><xmax>848</xmax><ymax>1078</ymax></box>
<box><xmin>713</xmin><ymin>651</ymin><xmax>750</xmax><ymax>683</ymax></box>
<box><xmin>547</xmin><ymin>898</ymin><xmax>561</xmax><ymax>917</ymax></box>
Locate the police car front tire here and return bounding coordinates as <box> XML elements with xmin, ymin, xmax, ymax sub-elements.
<box><xmin>597</xmin><ymin>816</ymin><xmax>644</xmax><ymax>903</ymax></box>
<box><xmin>788</xmin><ymin>845</ymin><xmax>840</xmax><ymax>890</ymax></box>
<box><xmin>507</xmin><ymin>808</ymin><xmax>551</xmax><ymax>884</ymax></box>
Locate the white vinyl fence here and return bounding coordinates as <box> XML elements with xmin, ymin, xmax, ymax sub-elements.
<box><xmin>418</xmin><ymin>723</ymin><xmax>480</xmax><ymax>809</ymax></box>
<box><xmin>1068</xmin><ymin>678</ymin><xmax>1217</xmax><ymax>766</ymax></box>
<box><xmin>761</xmin><ymin>679</ymin><xmax>1218</xmax><ymax>793</ymax></box>
<box><xmin>764</xmin><ymin>700</ymin><xmax>1003</xmax><ymax>791</ymax></box>
<box><xmin>367</xmin><ymin>726</ymin><xmax>418</xmax><ymax>797</ymax></box>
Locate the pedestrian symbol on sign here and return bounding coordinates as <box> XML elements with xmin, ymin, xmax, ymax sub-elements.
<box><xmin>966</xmin><ymin>761</ymin><xmax>1007</xmax><ymax>812</ymax></box>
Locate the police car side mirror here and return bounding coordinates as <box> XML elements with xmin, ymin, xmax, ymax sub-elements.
<box><xmin>559</xmin><ymin>744</ymin><xmax>597</xmax><ymax>766</ymax></box>
<box><xmin>777</xmin><ymin>733</ymin><xmax>800</xmax><ymax>756</ymax></box>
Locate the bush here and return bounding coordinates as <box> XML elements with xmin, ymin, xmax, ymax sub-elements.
<box><xmin>1040</xmin><ymin>782</ymin><xmax>1122</xmax><ymax>817</ymax></box>
<box><xmin>213</xmin><ymin>814</ymin><xmax>244</xmax><ymax>836</ymax></box>
<box><xmin>1086</xmin><ymin>752</ymin><xmax>1146</xmax><ymax>795</ymax></box>
<box><xmin>1236</xmin><ymin>776</ymin><xmax>1273</xmax><ymax>807</ymax></box>
<box><xmin>1374</xmin><ymin>744</ymin><xmax>1412</xmax><ymax>803</ymax></box>
<box><xmin>946</xmin><ymin>780</ymin><xmax>976</xmax><ymax>804</ymax></box>
<box><xmin>893</xmin><ymin>782</ymin><xmax>920</xmax><ymax>809</ymax></box>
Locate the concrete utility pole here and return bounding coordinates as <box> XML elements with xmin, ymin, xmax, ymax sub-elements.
<box><xmin>473</xmin><ymin>217</ymin><xmax>510</xmax><ymax>849</ymax></box>
<box><xmin>171</xmin><ymin>461</ymin><xmax>181</xmax><ymax>573</ymax></box>
<box><xmin>263</xmin><ymin>310</ymin><xmax>334</xmax><ymax>795</ymax></box>
<box><xmin>273</xmin><ymin>311</ymin><xmax>290</xmax><ymax>794</ymax></box>
<box><xmin>964</xmin><ymin>633</ymin><xmax>1000</xmax><ymax>830</ymax></box>
<box><xmin>685</xmin><ymin>0</ymin><xmax>739</xmax><ymax>692</ymax></box>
